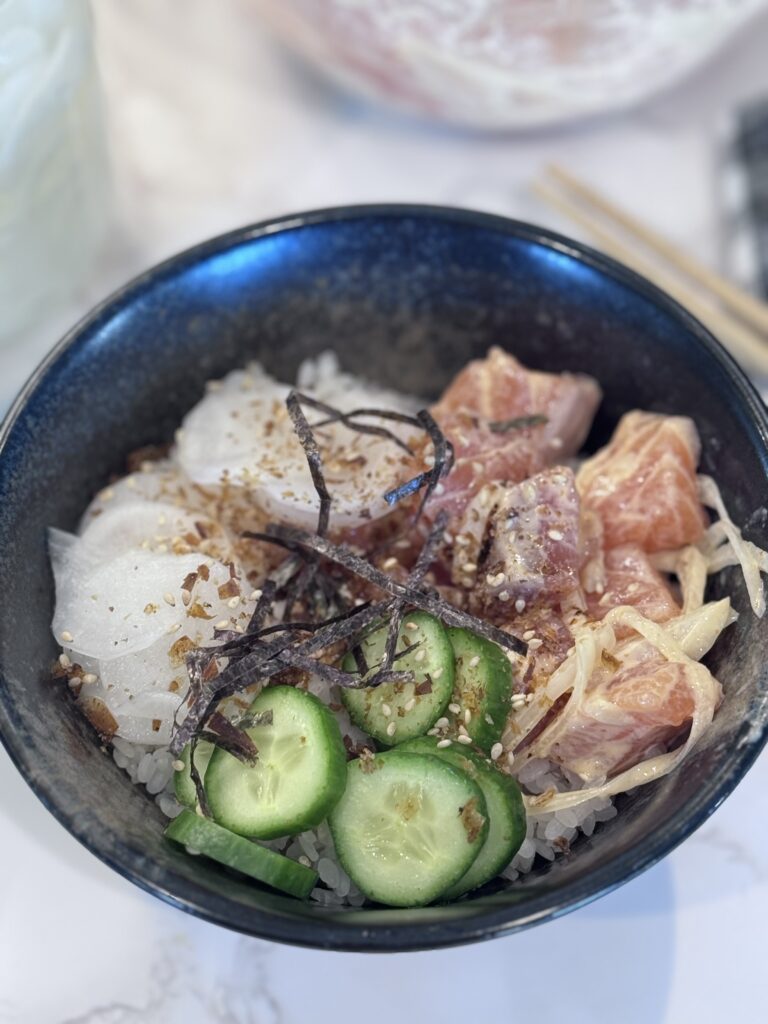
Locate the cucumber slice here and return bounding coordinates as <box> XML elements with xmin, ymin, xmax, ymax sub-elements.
<box><xmin>399</xmin><ymin>736</ymin><xmax>526</xmax><ymax>898</ymax></box>
<box><xmin>165</xmin><ymin>809</ymin><xmax>318</xmax><ymax>899</ymax></box>
<box><xmin>328</xmin><ymin>750</ymin><xmax>488</xmax><ymax>907</ymax></box>
<box><xmin>445</xmin><ymin>627</ymin><xmax>514</xmax><ymax>753</ymax></box>
<box><xmin>205</xmin><ymin>685</ymin><xmax>347</xmax><ymax>839</ymax></box>
<box><xmin>340</xmin><ymin>611</ymin><xmax>454</xmax><ymax>746</ymax></box>
<box><xmin>174</xmin><ymin>740</ymin><xmax>214</xmax><ymax>808</ymax></box>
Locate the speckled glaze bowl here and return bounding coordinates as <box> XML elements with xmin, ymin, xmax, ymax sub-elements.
<box><xmin>1</xmin><ymin>205</ymin><xmax>767</xmax><ymax>951</ymax></box>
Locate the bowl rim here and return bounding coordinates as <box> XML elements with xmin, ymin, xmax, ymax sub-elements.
<box><xmin>2</xmin><ymin>202</ymin><xmax>768</xmax><ymax>952</ymax></box>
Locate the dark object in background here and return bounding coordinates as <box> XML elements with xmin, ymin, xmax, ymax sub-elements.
<box><xmin>1</xmin><ymin>206</ymin><xmax>767</xmax><ymax>951</ymax></box>
<box><xmin>721</xmin><ymin>97</ymin><xmax>768</xmax><ymax>297</ymax></box>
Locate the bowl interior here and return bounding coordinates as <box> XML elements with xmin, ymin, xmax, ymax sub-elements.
<box><xmin>1</xmin><ymin>207</ymin><xmax>767</xmax><ymax>951</ymax></box>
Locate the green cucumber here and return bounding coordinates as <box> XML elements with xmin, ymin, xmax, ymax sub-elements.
<box><xmin>165</xmin><ymin>809</ymin><xmax>317</xmax><ymax>899</ymax></box>
<box><xmin>341</xmin><ymin>611</ymin><xmax>454</xmax><ymax>746</ymax></box>
<box><xmin>445</xmin><ymin>627</ymin><xmax>514</xmax><ymax>753</ymax></box>
<box><xmin>328</xmin><ymin>750</ymin><xmax>488</xmax><ymax>907</ymax></box>
<box><xmin>399</xmin><ymin>736</ymin><xmax>526</xmax><ymax>898</ymax></box>
<box><xmin>204</xmin><ymin>685</ymin><xmax>347</xmax><ymax>839</ymax></box>
<box><xmin>174</xmin><ymin>740</ymin><xmax>215</xmax><ymax>808</ymax></box>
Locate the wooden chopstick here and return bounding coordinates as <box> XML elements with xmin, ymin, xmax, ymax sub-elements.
<box><xmin>533</xmin><ymin>179</ymin><xmax>768</xmax><ymax>377</ymax></box>
<box><xmin>547</xmin><ymin>163</ymin><xmax>768</xmax><ymax>337</ymax></box>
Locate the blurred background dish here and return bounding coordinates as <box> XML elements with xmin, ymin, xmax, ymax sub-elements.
<box><xmin>255</xmin><ymin>0</ymin><xmax>768</xmax><ymax>129</ymax></box>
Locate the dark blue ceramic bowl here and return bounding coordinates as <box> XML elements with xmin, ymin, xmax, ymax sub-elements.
<box><xmin>1</xmin><ymin>205</ymin><xmax>767</xmax><ymax>951</ymax></box>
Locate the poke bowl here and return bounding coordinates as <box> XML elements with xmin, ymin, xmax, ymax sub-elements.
<box><xmin>1</xmin><ymin>204</ymin><xmax>767</xmax><ymax>951</ymax></box>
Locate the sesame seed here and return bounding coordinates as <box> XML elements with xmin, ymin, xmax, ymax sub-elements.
<box><xmin>249</xmin><ymin>589</ymin><xmax>262</xmax><ymax>601</ymax></box>
<box><xmin>405</xmin><ymin>621</ymin><xmax>418</xmax><ymax>631</ymax></box>
<box><xmin>427</xmin><ymin>728</ymin><xmax>440</xmax><ymax>736</ymax></box>
<box><xmin>60</xmin><ymin>631</ymin><xmax>73</xmax><ymax>643</ymax></box>
<box><xmin>58</xmin><ymin>653</ymin><xmax>71</xmax><ymax>669</ymax></box>
<box><xmin>434</xmin><ymin>483</ymin><xmax>445</xmax><ymax>496</ymax></box>
<box><xmin>464</xmin><ymin>709</ymin><xmax>472</xmax><ymax>725</ymax></box>
<box><xmin>163</xmin><ymin>593</ymin><xmax>176</xmax><ymax>607</ymax></box>
<box><xmin>172</xmin><ymin>759</ymin><xmax>185</xmax><ymax>772</ymax></box>
<box><xmin>436</xmin><ymin>739</ymin><xmax>453</xmax><ymax>748</ymax></box>
<box><xmin>547</xmin><ymin>529</ymin><xmax>564</xmax><ymax>541</ymax></box>
<box><xmin>298</xmin><ymin>855</ymin><xmax>312</xmax><ymax>868</ymax></box>
<box><xmin>457</xmin><ymin>735</ymin><xmax>472</xmax><ymax>745</ymax></box>
<box><xmin>515</xmin><ymin>598</ymin><xmax>526</xmax><ymax>613</ymax></box>
<box><xmin>432</xmin><ymin>667</ymin><xmax>444</xmax><ymax>679</ymax></box>
<box><xmin>527</xmin><ymin>638</ymin><xmax>543</xmax><ymax>650</ymax></box>
<box><xmin>435</xmin><ymin>717</ymin><xmax>449</xmax><ymax>729</ymax></box>
<box><xmin>414</xmin><ymin>649</ymin><xmax>426</xmax><ymax>663</ymax></box>
<box><xmin>468</xmin><ymin>655</ymin><xmax>480</xmax><ymax>669</ymax></box>
<box><xmin>498</xmin><ymin>591</ymin><xmax>510</xmax><ymax>602</ymax></box>
<box><xmin>82</xmin><ymin>673</ymin><xmax>97</xmax><ymax>684</ymax></box>
<box><xmin>448</xmin><ymin>703</ymin><xmax>461</xmax><ymax>715</ymax></box>
<box><xmin>215</xmin><ymin>620</ymin><xmax>230</xmax><ymax>630</ymax></box>
<box><xmin>381</xmin><ymin>703</ymin><xmax>392</xmax><ymax>717</ymax></box>
<box><xmin>404</xmin><ymin>698</ymin><xmax>416</xmax><ymax>712</ymax></box>
<box><xmin>523</xmin><ymin>630</ymin><xmax>536</xmax><ymax>641</ymax></box>
<box><xmin>233</xmin><ymin>623</ymin><xmax>245</xmax><ymax>633</ymax></box>
<box><xmin>507</xmin><ymin>751</ymin><xmax>516</xmax><ymax>767</ymax></box>
<box><xmin>181</xmin><ymin>591</ymin><xmax>191</xmax><ymax>606</ymax></box>
<box><xmin>462</xmin><ymin>562</ymin><xmax>477</xmax><ymax>572</ymax></box>
<box><xmin>166</xmin><ymin>622</ymin><xmax>182</xmax><ymax>634</ymax></box>
<box><xmin>386</xmin><ymin>721</ymin><xmax>397</xmax><ymax>737</ymax></box>
<box><xmin>382</xmin><ymin>557</ymin><xmax>399</xmax><ymax>570</ymax></box>
<box><xmin>227</xmin><ymin>596</ymin><xmax>240</xmax><ymax>608</ymax></box>
<box><xmin>490</xmin><ymin>743</ymin><xmax>503</xmax><ymax>761</ymax></box>
<box><xmin>526</xmin><ymin>693</ymin><xmax>534</xmax><ymax>703</ymax></box>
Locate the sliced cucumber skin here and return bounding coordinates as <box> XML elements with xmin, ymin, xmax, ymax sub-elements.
<box><xmin>205</xmin><ymin>686</ymin><xmax>347</xmax><ymax>839</ymax></box>
<box><xmin>329</xmin><ymin>750</ymin><xmax>488</xmax><ymax>908</ymax></box>
<box><xmin>446</xmin><ymin>627</ymin><xmax>514</xmax><ymax>753</ymax></box>
<box><xmin>340</xmin><ymin>611</ymin><xmax>454</xmax><ymax>746</ymax></box>
<box><xmin>399</xmin><ymin>737</ymin><xmax>526</xmax><ymax>898</ymax></box>
<box><xmin>165</xmin><ymin>809</ymin><xmax>318</xmax><ymax>899</ymax></box>
<box><xmin>174</xmin><ymin>740</ymin><xmax>214</xmax><ymax>807</ymax></box>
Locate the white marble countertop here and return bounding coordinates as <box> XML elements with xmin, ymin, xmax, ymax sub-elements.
<box><xmin>3</xmin><ymin>3</ymin><xmax>768</xmax><ymax>1021</ymax></box>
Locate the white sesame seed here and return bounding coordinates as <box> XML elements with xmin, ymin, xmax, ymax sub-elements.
<box><xmin>382</xmin><ymin>557</ymin><xmax>399</xmax><ymax>570</ymax></box>
<box><xmin>82</xmin><ymin>673</ymin><xmax>97</xmax><ymax>685</ymax></box>
<box><xmin>233</xmin><ymin>623</ymin><xmax>245</xmax><ymax>633</ymax></box>
<box><xmin>523</xmin><ymin>630</ymin><xmax>536</xmax><ymax>641</ymax></box>
<box><xmin>386</xmin><ymin>721</ymin><xmax>397</xmax><ymax>737</ymax></box>
<box><xmin>464</xmin><ymin>709</ymin><xmax>472</xmax><ymax>725</ymax></box>
<box><xmin>527</xmin><ymin>638</ymin><xmax>543</xmax><ymax>650</ymax></box>
<box><xmin>435</xmin><ymin>718</ymin><xmax>449</xmax><ymax>729</ymax></box>
<box><xmin>405</xmin><ymin>621</ymin><xmax>418</xmax><ymax>631</ymax></box>
<box><xmin>427</xmin><ymin>728</ymin><xmax>440</xmax><ymax>736</ymax></box>
<box><xmin>163</xmin><ymin>592</ymin><xmax>176</xmax><ymax>607</ymax></box>
<box><xmin>227</xmin><ymin>596</ymin><xmax>241</xmax><ymax>608</ymax></box>
<box><xmin>515</xmin><ymin>598</ymin><xmax>526</xmax><ymax>613</ymax></box>
<box><xmin>166</xmin><ymin>622</ymin><xmax>182</xmax><ymax>634</ymax></box>
<box><xmin>507</xmin><ymin>751</ymin><xmax>516</xmax><ymax>767</ymax></box>
<box><xmin>381</xmin><ymin>703</ymin><xmax>392</xmax><ymax>717</ymax></box>
<box><xmin>432</xmin><ymin>667</ymin><xmax>444</xmax><ymax>679</ymax></box>
<box><xmin>181</xmin><ymin>591</ymin><xmax>191</xmax><ymax>606</ymax></box>
<box><xmin>58</xmin><ymin>653</ymin><xmax>71</xmax><ymax>669</ymax></box>
<box><xmin>448</xmin><ymin>703</ymin><xmax>461</xmax><ymax>715</ymax></box>
<box><xmin>462</xmin><ymin>562</ymin><xmax>477</xmax><ymax>572</ymax></box>
<box><xmin>498</xmin><ymin>590</ymin><xmax>510</xmax><ymax>602</ymax></box>
<box><xmin>436</xmin><ymin>739</ymin><xmax>453</xmax><ymax>748</ymax></box>
<box><xmin>249</xmin><ymin>589</ymin><xmax>263</xmax><ymax>601</ymax></box>
<box><xmin>298</xmin><ymin>855</ymin><xmax>312</xmax><ymax>868</ymax></box>
<box><xmin>490</xmin><ymin>743</ymin><xmax>503</xmax><ymax>761</ymax></box>
<box><xmin>215</xmin><ymin>620</ymin><xmax>230</xmax><ymax>630</ymax></box>
<box><xmin>547</xmin><ymin>529</ymin><xmax>564</xmax><ymax>541</ymax></box>
<box><xmin>433</xmin><ymin>483</ymin><xmax>445</xmax><ymax>496</ymax></box>
<box><xmin>414</xmin><ymin>649</ymin><xmax>426</xmax><ymax>663</ymax></box>
<box><xmin>526</xmin><ymin>694</ymin><xmax>534</xmax><ymax>703</ymax></box>
<box><xmin>172</xmin><ymin>759</ymin><xmax>185</xmax><ymax>772</ymax></box>
<box><xmin>468</xmin><ymin>655</ymin><xmax>480</xmax><ymax>669</ymax></box>
<box><xmin>458</xmin><ymin>724</ymin><xmax>469</xmax><ymax>737</ymax></box>
<box><xmin>60</xmin><ymin>631</ymin><xmax>73</xmax><ymax>643</ymax></box>
<box><xmin>404</xmin><ymin>698</ymin><xmax>416</xmax><ymax>712</ymax></box>
<box><xmin>457</xmin><ymin>735</ymin><xmax>472</xmax><ymax>745</ymax></box>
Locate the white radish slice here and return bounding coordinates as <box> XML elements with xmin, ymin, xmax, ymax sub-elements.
<box><xmin>50</xmin><ymin>529</ymin><xmax>248</xmax><ymax>661</ymax></box>
<box><xmin>175</xmin><ymin>362</ymin><xmax>420</xmax><ymax>530</ymax></box>
<box><xmin>79</xmin><ymin>501</ymin><xmax>223</xmax><ymax>563</ymax></box>
<box><xmin>80</xmin><ymin>460</ymin><xmax>203</xmax><ymax>528</ymax></box>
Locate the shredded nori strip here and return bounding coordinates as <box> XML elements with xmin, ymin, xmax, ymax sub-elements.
<box><xmin>188</xmin><ymin>736</ymin><xmax>211</xmax><ymax>817</ymax></box>
<box><xmin>266</xmin><ymin>523</ymin><xmax>526</xmax><ymax>657</ymax></box>
<box><xmin>293</xmin><ymin>392</ymin><xmax>415</xmax><ymax>455</ymax></box>
<box><xmin>203</xmin><ymin>710</ymin><xmax>259</xmax><ymax>765</ymax></box>
<box><xmin>286</xmin><ymin>391</ymin><xmax>332</xmax><ymax>537</ymax></box>
<box><xmin>488</xmin><ymin>413</ymin><xmax>548</xmax><ymax>434</ymax></box>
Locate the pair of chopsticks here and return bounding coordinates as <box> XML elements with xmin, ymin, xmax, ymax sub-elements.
<box><xmin>534</xmin><ymin>165</ymin><xmax>768</xmax><ymax>376</ymax></box>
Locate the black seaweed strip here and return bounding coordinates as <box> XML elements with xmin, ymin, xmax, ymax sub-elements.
<box><xmin>188</xmin><ymin>736</ymin><xmax>211</xmax><ymax>817</ymax></box>
<box><xmin>267</xmin><ymin>524</ymin><xmax>526</xmax><ymax>657</ymax></box>
<box><xmin>246</xmin><ymin>580</ymin><xmax>278</xmax><ymax>635</ymax></box>
<box><xmin>205</xmin><ymin>710</ymin><xmax>259</xmax><ymax>764</ymax></box>
<box><xmin>292</xmin><ymin>392</ymin><xmax>415</xmax><ymax>455</ymax></box>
